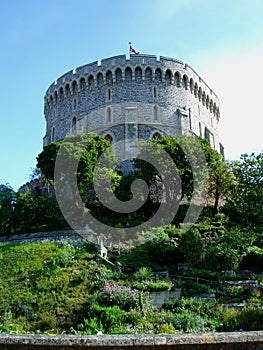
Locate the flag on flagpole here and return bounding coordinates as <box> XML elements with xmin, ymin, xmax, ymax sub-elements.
<box><xmin>129</xmin><ymin>42</ymin><xmax>139</xmax><ymax>55</ymax></box>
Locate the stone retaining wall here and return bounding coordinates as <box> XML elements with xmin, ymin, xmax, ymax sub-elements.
<box><xmin>0</xmin><ymin>230</ymin><xmax>86</xmax><ymax>245</ymax></box>
<box><xmin>0</xmin><ymin>332</ymin><xmax>262</xmax><ymax>350</ymax></box>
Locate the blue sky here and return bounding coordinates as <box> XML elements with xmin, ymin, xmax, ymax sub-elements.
<box><xmin>1</xmin><ymin>0</ymin><xmax>262</xmax><ymax>190</ymax></box>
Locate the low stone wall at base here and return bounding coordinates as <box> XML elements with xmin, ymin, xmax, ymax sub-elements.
<box><xmin>0</xmin><ymin>332</ymin><xmax>262</xmax><ymax>350</ymax></box>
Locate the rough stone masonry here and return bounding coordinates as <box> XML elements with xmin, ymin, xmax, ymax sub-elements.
<box><xmin>43</xmin><ymin>54</ymin><xmax>224</xmax><ymax>157</ymax></box>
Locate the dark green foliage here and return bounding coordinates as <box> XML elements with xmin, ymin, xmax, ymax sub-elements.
<box><xmin>12</xmin><ymin>192</ymin><xmax>69</xmax><ymax>233</ymax></box>
<box><xmin>84</xmin><ymin>304</ymin><xmax>126</xmax><ymax>334</ymax></box>
<box><xmin>179</xmin><ymin>228</ymin><xmax>205</xmax><ymax>266</ymax></box>
<box><xmin>118</xmin><ymin>238</ymin><xmax>182</xmax><ymax>272</ymax></box>
<box><xmin>240</xmin><ymin>246</ymin><xmax>263</xmax><ymax>271</ymax></box>
<box><xmin>221</xmin><ymin>307</ymin><xmax>263</xmax><ymax>331</ymax></box>
<box><xmin>0</xmin><ymin>184</ymin><xmax>15</xmax><ymax>235</ymax></box>
<box><xmin>36</xmin><ymin>133</ymin><xmax>113</xmax><ymax>186</ymax></box>
<box><xmin>226</xmin><ymin>152</ymin><xmax>263</xmax><ymax>233</ymax></box>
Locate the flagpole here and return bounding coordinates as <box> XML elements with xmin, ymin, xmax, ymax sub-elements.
<box><xmin>128</xmin><ymin>42</ymin><xmax>131</xmax><ymax>58</ymax></box>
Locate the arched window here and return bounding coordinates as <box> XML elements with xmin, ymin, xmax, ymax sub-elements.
<box><xmin>54</xmin><ymin>91</ymin><xmax>58</xmax><ymax>104</ymax></box>
<box><xmin>88</xmin><ymin>75</ymin><xmax>94</xmax><ymax>88</ymax></box>
<box><xmin>216</xmin><ymin>107</ymin><xmax>220</xmax><ymax>120</ymax></box>
<box><xmin>202</xmin><ymin>92</ymin><xmax>206</xmax><ymax>106</ymax></box>
<box><xmin>206</xmin><ymin>96</ymin><xmax>210</xmax><ymax>109</ymax></box>
<box><xmin>189</xmin><ymin>79</ymin><xmax>194</xmax><ymax>93</ymax></box>
<box><xmin>165</xmin><ymin>70</ymin><xmax>172</xmax><ymax>85</ymax></box>
<box><xmin>125</xmin><ymin>67</ymin><xmax>132</xmax><ymax>82</ymax></box>
<box><xmin>182</xmin><ymin>75</ymin><xmax>188</xmax><ymax>89</ymax></box>
<box><xmin>104</xmin><ymin>134</ymin><xmax>113</xmax><ymax>144</ymax></box>
<box><xmin>198</xmin><ymin>87</ymin><xmax>202</xmax><ymax>101</ymax></box>
<box><xmin>174</xmin><ymin>72</ymin><xmax>181</xmax><ymax>87</ymax></box>
<box><xmin>155</xmin><ymin>68</ymin><xmax>162</xmax><ymax>84</ymax></box>
<box><xmin>80</xmin><ymin>77</ymin><xmax>86</xmax><ymax>91</ymax></box>
<box><xmin>97</xmin><ymin>72</ymin><xmax>104</xmax><ymax>88</ymax></box>
<box><xmin>213</xmin><ymin>103</ymin><xmax>217</xmax><ymax>115</ymax></box>
<box><xmin>204</xmin><ymin>127</ymin><xmax>210</xmax><ymax>144</ymax></box>
<box><xmin>59</xmin><ymin>87</ymin><xmax>64</xmax><ymax>101</ymax></box>
<box><xmin>106</xmin><ymin>107</ymin><xmax>112</xmax><ymax>123</ymax></box>
<box><xmin>72</xmin><ymin>81</ymin><xmax>77</xmax><ymax>95</ymax></box>
<box><xmin>145</xmin><ymin>67</ymin><xmax>153</xmax><ymax>82</ymax></box>
<box><xmin>194</xmin><ymin>83</ymin><xmax>198</xmax><ymax>97</ymax></box>
<box><xmin>152</xmin><ymin>132</ymin><xmax>162</xmax><ymax>140</ymax></box>
<box><xmin>115</xmin><ymin>68</ymin><xmax>122</xmax><ymax>83</ymax></box>
<box><xmin>135</xmin><ymin>67</ymin><xmax>142</xmax><ymax>81</ymax></box>
<box><xmin>106</xmin><ymin>70</ymin><xmax>113</xmax><ymax>85</ymax></box>
<box><xmin>153</xmin><ymin>105</ymin><xmax>159</xmax><ymax>122</ymax></box>
<box><xmin>72</xmin><ymin>117</ymin><xmax>77</xmax><ymax>133</ymax></box>
<box><xmin>65</xmin><ymin>84</ymin><xmax>70</xmax><ymax>96</ymax></box>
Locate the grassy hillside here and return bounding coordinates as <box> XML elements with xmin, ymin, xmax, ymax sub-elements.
<box><xmin>0</xmin><ymin>241</ymin><xmax>103</xmax><ymax>333</ymax></box>
<box><xmin>0</xmin><ymin>240</ymin><xmax>262</xmax><ymax>335</ymax></box>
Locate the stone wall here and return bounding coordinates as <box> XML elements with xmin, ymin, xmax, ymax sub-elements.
<box><xmin>43</xmin><ymin>54</ymin><xmax>223</xmax><ymax>155</ymax></box>
<box><xmin>0</xmin><ymin>230</ymin><xmax>85</xmax><ymax>245</ymax></box>
<box><xmin>0</xmin><ymin>332</ymin><xmax>262</xmax><ymax>350</ymax></box>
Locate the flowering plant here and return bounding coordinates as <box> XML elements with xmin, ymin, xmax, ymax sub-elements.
<box><xmin>97</xmin><ymin>281</ymin><xmax>149</xmax><ymax>311</ymax></box>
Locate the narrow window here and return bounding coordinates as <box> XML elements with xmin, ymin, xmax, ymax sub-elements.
<box><xmin>73</xmin><ymin>99</ymin><xmax>77</xmax><ymax>110</ymax></box>
<box><xmin>53</xmin><ymin>110</ymin><xmax>56</xmax><ymax>121</ymax></box>
<box><xmin>153</xmin><ymin>105</ymin><xmax>158</xmax><ymax>122</ymax></box>
<box><xmin>153</xmin><ymin>86</ymin><xmax>157</xmax><ymax>98</ymax></box>
<box><xmin>51</xmin><ymin>127</ymin><xmax>55</xmax><ymax>142</ymax></box>
<box><xmin>188</xmin><ymin>108</ymin><xmax>192</xmax><ymax>130</ymax></box>
<box><xmin>106</xmin><ymin>107</ymin><xmax>112</xmax><ymax>123</ymax></box>
<box><xmin>211</xmin><ymin>133</ymin><xmax>215</xmax><ymax>148</ymax></box>
<box><xmin>204</xmin><ymin>127</ymin><xmax>210</xmax><ymax>144</ymax></box>
<box><xmin>199</xmin><ymin>122</ymin><xmax>202</xmax><ymax>137</ymax></box>
<box><xmin>72</xmin><ymin>117</ymin><xmax>77</xmax><ymax>133</ymax></box>
<box><xmin>107</xmin><ymin>88</ymin><xmax>111</xmax><ymax>101</ymax></box>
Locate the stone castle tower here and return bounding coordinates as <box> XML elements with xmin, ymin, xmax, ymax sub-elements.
<box><xmin>43</xmin><ymin>54</ymin><xmax>223</xmax><ymax>155</ymax></box>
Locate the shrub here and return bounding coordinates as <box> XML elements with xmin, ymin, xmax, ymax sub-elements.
<box><xmin>84</xmin><ymin>304</ymin><xmax>126</xmax><ymax>334</ymax></box>
<box><xmin>154</xmin><ymin>322</ymin><xmax>177</xmax><ymax>334</ymax></box>
<box><xmin>95</xmin><ymin>281</ymin><xmax>147</xmax><ymax>311</ymax></box>
<box><xmin>0</xmin><ymin>323</ymin><xmax>26</xmax><ymax>334</ymax></box>
<box><xmin>163</xmin><ymin>297</ymin><xmax>222</xmax><ymax>321</ymax></box>
<box><xmin>221</xmin><ymin>307</ymin><xmax>263</xmax><ymax>331</ymax></box>
<box><xmin>171</xmin><ymin>310</ymin><xmax>216</xmax><ymax>333</ymax></box>
<box><xmin>133</xmin><ymin>267</ymin><xmax>153</xmax><ymax>281</ymax></box>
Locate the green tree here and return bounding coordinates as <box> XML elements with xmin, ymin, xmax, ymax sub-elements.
<box><xmin>37</xmin><ymin>132</ymin><xmax>119</xmax><ymax>200</ymax></box>
<box><xmin>179</xmin><ymin>227</ymin><xmax>205</xmax><ymax>266</ymax></box>
<box><xmin>12</xmin><ymin>190</ymin><xmax>68</xmax><ymax>233</ymax></box>
<box><xmin>226</xmin><ymin>152</ymin><xmax>263</xmax><ymax>231</ymax></box>
<box><xmin>197</xmin><ymin>139</ymin><xmax>235</xmax><ymax>213</ymax></box>
<box><xmin>135</xmin><ymin>135</ymin><xmax>207</xmax><ymax>202</ymax></box>
<box><xmin>0</xmin><ymin>184</ymin><xmax>15</xmax><ymax>235</ymax></box>
<box><xmin>135</xmin><ymin>135</ymin><xmax>234</xmax><ymax>214</ymax></box>
<box><xmin>204</xmin><ymin>242</ymin><xmax>240</xmax><ymax>272</ymax></box>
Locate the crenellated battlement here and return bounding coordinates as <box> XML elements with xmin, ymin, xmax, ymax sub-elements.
<box><xmin>43</xmin><ymin>53</ymin><xmax>223</xmax><ymax>155</ymax></box>
<box><xmin>45</xmin><ymin>54</ymin><xmax>219</xmax><ymax>106</ymax></box>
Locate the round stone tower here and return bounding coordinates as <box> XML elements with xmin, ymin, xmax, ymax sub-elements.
<box><xmin>43</xmin><ymin>54</ymin><xmax>223</xmax><ymax>155</ymax></box>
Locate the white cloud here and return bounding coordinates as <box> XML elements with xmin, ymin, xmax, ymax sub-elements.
<box><xmin>200</xmin><ymin>48</ymin><xmax>263</xmax><ymax>160</ymax></box>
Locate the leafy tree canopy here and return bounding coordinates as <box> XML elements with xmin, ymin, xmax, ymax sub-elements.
<box><xmin>226</xmin><ymin>152</ymin><xmax>263</xmax><ymax>233</ymax></box>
